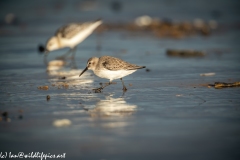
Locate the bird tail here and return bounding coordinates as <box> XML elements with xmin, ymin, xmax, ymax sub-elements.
<box><xmin>93</xmin><ymin>18</ymin><xmax>103</xmax><ymax>27</ymax></box>
<box><xmin>95</xmin><ymin>18</ymin><xmax>102</xmax><ymax>22</ymax></box>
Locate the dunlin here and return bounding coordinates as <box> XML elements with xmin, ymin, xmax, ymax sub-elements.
<box><xmin>45</xmin><ymin>19</ymin><xmax>102</xmax><ymax>58</ymax></box>
<box><xmin>79</xmin><ymin>56</ymin><xmax>145</xmax><ymax>92</ymax></box>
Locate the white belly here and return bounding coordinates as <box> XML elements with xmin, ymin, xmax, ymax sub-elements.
<box><xmin>94</xmin><ymin>69</ymin><xmax>136</xmax><ymax>81</ymax></box>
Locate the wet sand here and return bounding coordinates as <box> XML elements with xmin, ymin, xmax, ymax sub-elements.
<box><xmin>0</xmin><ymin>0</ymin><xmax>240</xmax><ymax>160</ymax></box>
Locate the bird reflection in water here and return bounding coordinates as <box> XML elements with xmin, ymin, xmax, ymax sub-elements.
<box><xmin>82</xmin><ymin>96</ymin><xmax>137</xmax><ymax>128</ymax></box>
<box><xmin>45</xmin><ymin>55</ymin><xmax>77</xmax><ymax>71</ymax></box>
<box><xmin>46</xmin><ymin>58</ymin><xmax>94</xmax><ymax>89</ymax></box>
<box><xmin>83</xmin><ymin>96</ymin><xmax>137</xmax><ymax>118</ymax></box>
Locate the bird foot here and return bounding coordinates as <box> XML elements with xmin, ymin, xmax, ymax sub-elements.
<box><xmin>122</xmin><ymin>86</ymin><xmax>127</xmax><ymax>92</ymax></box>
<box><xmin>92</xmin><ymin>87</ymin><xmax>103</xmax><ymax>93</ymax></box>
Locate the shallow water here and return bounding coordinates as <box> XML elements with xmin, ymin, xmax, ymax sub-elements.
<box><xmin>0</xmin><ymin>0</ymin><xmax>240</xmax><ymax>160</ymax></box>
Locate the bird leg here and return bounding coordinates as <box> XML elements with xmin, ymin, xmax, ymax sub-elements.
<box><xmin>56</xmin><ymin>48</ymin><xmax>74</xmax><ymax>60</ymax></box>
<box><xmin>120</xmin><ymin>78</ymin><xmax>127</xmax><ymax>92</ymax></box>
<box><xmin>92</xmin><ymin>87</ymin><xmax>103</xmax><ymax>93</ymax></box>
<box><xmin>44</xmin><ymin>54</ymin><xmax>48</xmax><ymax>66</ymax></box>
<box><xmin>70</xmin><ymin>46</ymin><xmax>77</xmax><ymax>59</ymax></box>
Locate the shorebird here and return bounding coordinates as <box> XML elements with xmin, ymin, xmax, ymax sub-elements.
<box><xmin>44</xmin><ymin>19</ymin><xmax>102</xmax><ymax>59</ymax></box>
<box><xmin>79</xmin><ymin>56</ymin><xmax>146</xmax><ymax>93</ymax></box>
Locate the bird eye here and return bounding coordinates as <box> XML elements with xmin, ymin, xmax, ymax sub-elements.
<box><xmin>89</xmin><ymin>62</ymin><xmax>91</xmax><ymax>65</ymax></box>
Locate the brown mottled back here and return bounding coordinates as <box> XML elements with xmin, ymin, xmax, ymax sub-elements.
<box><xmin>56</xmin><ymin>23</ymin><xmax>92</xmax><ymax>39</ymax></box>
<box><xmin>99</xmin><ymin>56</ymin><xmax>145</xmax><ymax>70</ymax></box>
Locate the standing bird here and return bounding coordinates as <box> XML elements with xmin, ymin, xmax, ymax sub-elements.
<box><xmin>45</xmin><ymin>19</ymin><xmax>102</xmax><ymax>59</ymax></box>
<box><xmin>79</xmin><ymin>56</ymin><xmax>146</xmax><ymax>93</ymax></box>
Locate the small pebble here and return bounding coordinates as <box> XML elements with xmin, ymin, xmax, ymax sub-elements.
<box><xmin>200</xmin><ymin>72</ymin><xmax>215</xmax><ymax>76</ymax></box>
<box><xmin>62</xmin><ymin>83</ymin><xmax>69</xmax><ymax>88</ymax></box>
<box><xmin>46</xmin><ymin>95</ymin><xmax>50</xmax><ymax>101</ymax></box>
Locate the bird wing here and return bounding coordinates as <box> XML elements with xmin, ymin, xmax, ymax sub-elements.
<box><xmin>101</xmin><ymin>56</ymin><xmax>145</xmax><ymax>71</ymax></box>
<box><xmin>56</xmin><ymin>22</ymin><xmax>92</xmax><ymax>39</ymax></box>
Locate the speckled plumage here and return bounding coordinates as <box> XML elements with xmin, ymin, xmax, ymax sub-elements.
<box><xmin>56</xmin><ymin>22</ymin><xmax>95</xmax><ymax>39</ymax></box>
<box><xmin>100</xmin><ymin>56</ymin><xmax>145</xmax><ymax>70</ymax></box>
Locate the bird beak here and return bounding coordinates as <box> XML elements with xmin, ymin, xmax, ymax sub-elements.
<box><xmin>79</xmin><ymin>67</ymin><xmax>88</xmax><ymax>77</ymax></box>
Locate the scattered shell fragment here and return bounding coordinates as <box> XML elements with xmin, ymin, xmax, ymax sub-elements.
<box><xmin>96</xmin><ymin>17</ymin><xmax>216</xmax><ymax>38</ymax></box>
<box><xmin>37</xmin><ymin>85</ymin><xmax>49</xmax><ymax>90</ymax></box>
<box><xmin>62</xmin><ymin>83</ymin><xmax>69</xmax><ymax>88</ymax></box>
<box><xmin>146</xmin><ymin>68</ymin><xmax>150</xmax><ymax>72</ymax></box>
<box><xmin>200</xmin><ymin>73</ymin><xmax>215</xmax><ymax>76</ymax></box>
<box><xmin>53</xmin><ymin>119</ymin><xmax>72</xmax><ymax>127</ymax></box>
<box><xmin>135</xmin><ymin>15</ymin><xmax>152</xmax><ymax>27</ymax></box>
<box><xmin>208</xmin><ymin>81</ymin><xmax>240</xmax><ymax>89</ymax></box>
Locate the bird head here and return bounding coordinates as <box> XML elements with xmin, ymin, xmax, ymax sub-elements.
<box><xmin>79</xmin><ymin>57</ymin><xmax>99</xmax><ymax>77</ymax></box>
<box><xmin>45</xmin><ymin>37</ymin><xmax>59</xmax><ymax>53</ymax></box>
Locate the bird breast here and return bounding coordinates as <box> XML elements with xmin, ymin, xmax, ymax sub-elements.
<box><xmin>94</xmin><ymin>69</ymin><xmax>136</xmax><ymax>81</ymax></box>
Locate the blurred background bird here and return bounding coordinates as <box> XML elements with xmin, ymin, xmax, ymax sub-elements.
<box><xmin>44</xmin><ymin>19</ymin><xmax>102</xmax><ymax>59</ymax></box>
